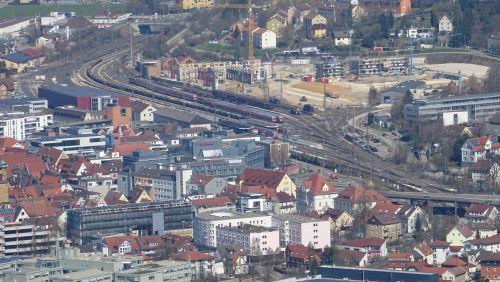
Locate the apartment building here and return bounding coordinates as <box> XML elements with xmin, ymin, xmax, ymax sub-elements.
<box><xmin>67</xmin><ymin>200</ymin><xmax>193</xmax><ymax>245</ymax></box>
<box><xmin>216</xmin><ymin>225</ymin><xmax>280</xmax><ymax>255</ymax></box>
<box><xmin>2</xmin><ymin>219</ymin><xmax>64</xmax><ymax>256</ymax></box>
<box><xmin>193</xmin><ymin>210</ymin><xmax>273</xmax><ymax>247</ymax></box>
<box><xmin>28</xmin><ymin>130</ymin><xmax>107</xmax><ymax>156</ymax></box>
<box><xmin>272</xmin><ymin>214</ymin><xmax>331</xmax><ymax>249</ymax></box>
<box><xmin>404</xmin><ymin>92</ymin><xmax>500</xmax><ymax>125</ymax></box>
<box><xmin>0</xmin><ymin>112</ymin><xmax>53</xmax><ymax>140</ymax></box>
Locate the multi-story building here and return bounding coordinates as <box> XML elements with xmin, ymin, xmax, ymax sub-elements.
<box><xmin>2</xmin><ymin>219</ymin><xmax>64</xmax><ymax>256</ymax></box>
<box><xmin>316</xmin><ymin>56</ymin><xmax>344</xmax><ymax>79</ymax></box>
<box><xmin>0</xmin><ymin>97</ymin><xmax>48</xmax><ymax>113</ymax></box>
<box><xmin>217</xmin><ymin>225</ymin><xmax>280</xmax><ymax>255</ymax></box>
<box><xmin>303</xmin><ymin>12</ymin><xmax>327</xmax><ymax>39</ymax></box>
<box><xmin>297</xmin><ymin>172</ymin><xmax>338</xmax><ymax>214</ymax></box>
<box><xmin>132</xmin><ymin>167</ymin><xmax>178</xmax><ymax>200</ymax></box>
<box><xmin>252</xmin><ymin>28</ymin><xmax>277</xmax><ymax>49</ymax></box>
<box><xmin>461</xmin><ymin>135</ymin><xmax>500</xmax><ymax>163</ymax></box>
<box><xmin>0</xmin><ymin>112</ymin><xmax>53</xmax><ymax>140</ymax></box>
<box><xmin>272</xmin><ymin>214</ymin><xmax>331</xmax><ymax>249</ymax></box>
<box><xmin>404</xmin><ymin>92</ymin><xmax>500</xmax><ymax>125</ymax></box>
<box><xmin>480</xmin><ymin>252</ymin><xmax>500</xmax><ymax>282</ymax></box>
<box><xmin>38</xmin><ymin>85</ymin><xmax>129</xmax><ymax>111</ymax></box>
<box><xmin>67</xmin><ymin>200</ymin><xmax>193</xmax><ymax>245</ymax></box>
<box><xmin>28</xmin><ymin>131</ymin><xmax>107</xmax><ymax>156</ymax></box>
<box><xmin>193</xmin><ymin>210</ymin><xmax>273</xmax><ymax>247</ymax></box>
<box><xmin>365</xmin><ymin>213</ymin><xmax>403</xmax><ymax>243</ymax></box>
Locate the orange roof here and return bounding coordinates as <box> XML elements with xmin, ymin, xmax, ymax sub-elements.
<box><xmin>174</xmin><ymin>251</ymin><xmax>214</xmax><ymax>261</ymax></box>
<box><xmin>103</xmin><ymin>235</ymin><xmax>139</xmax><ymax>253</ymax></box>
<box><xmin>190</xmin><ymin>174</ymin><xmax>215</xmax><ymax>187</ymax></box>
<box><xmin>24</xmin><ymin>157</ymin><xmax>49</xmax><ymax>179</ymax></box>
<box><xmin>371</xmin><ymin>202</ymin><xmax>401</xmax><ymax>215</ymax></box>
<box><xmin>0</xmin><ymin>137</ymin><xmax>18</xmax><ymax>150</ymax></box>
<box><xmin>191</xmin><ymin>196</ymin><xmax>232</xmax><ymax>209</ymax></box>
<box><xmin>303</xmin><ymin>172</ymin><xmax>335</xmax><ymax>195</ymax></box>
<box><xmin>36</xmin><ymin>147</ymin><xmax>64</xmax><ymax>167</ymax></box>
<box><xmin>442</xmin><ymin>257</ymin><xmax>467</xmax><ymax>268</ymax></box>
<box><xmin>112</xmin><ymin>142</ymin><xmax>150</xmax><ymax>156</ymax></box>
<box><xmin>18</xmin><ymin>199</ymin><xmax>60</xmax><ymax>218</ymax></box>
<box><xmin>337</xmin><ymin>186</ymin><xmax>387</xmax><ymax>204</ymax></box>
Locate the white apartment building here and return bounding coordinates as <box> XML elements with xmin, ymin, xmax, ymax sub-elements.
<box><xmin>237</xmin><ymin>193</ymin><xmax>273</xmax><ymax>213</ymax></box>
<box><xmin>216</xmin><ymin>225</ymin><xmax>280</xmax><ymax>255</ymax></box>
<box><xmin>3</xmin><ymin>220</ymin><xmax>64</xmax><ymax>256</ymax></box>
<box><xmin>272</xmin><ymin>214</ymin><xmax>331</xmax><ymax>249</ymax></box>
<box><xmin>0</xmin><ymin>112</ymin><xmax>53</xmax><ymax>141</ymax></box>
<box><xmin>193</xmin><ymin>210</ymin><xmax>273</xmax><ymax>247</ymax></box>
<box><xmin>253</xmin><ymin>28</ymin><xmax>277</xmax><ymax>49</ymax></box>
<box><xmin>28</xmin><ymin>134</ymin><xmax>107</xmax><ymax>156</ymax></box>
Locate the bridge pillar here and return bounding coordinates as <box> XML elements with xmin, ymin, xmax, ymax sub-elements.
<box><xmin>454</xmin><ymin>201</ymin><xmax>458</xmax><ymax>218</ymax></box>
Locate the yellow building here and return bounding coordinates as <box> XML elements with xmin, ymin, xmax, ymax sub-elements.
<box><xmin>303</xmin><ymin>12</ymin><xmax>327</xmax><ymax>39</ymax></box>
<box><xmin>266</xmin><ymin>15</ymin><xmax>286</xmax><ymax>37</ymax></box>
<box><xmin>446</xmin><ymin>224</ymin><xmax>475</xmax><ymax>247</ymax></box>
<box><xmin>181</xmin><ymin>0</ymin><xmax>214</xmax><ymax>9</ymax></box>
<box><xmin>365</xmin><ymin>213</ymin><xmax>402</xmax><ymax>243</ymax></box>
<box><xmin>238</xmin><ymin>168</ymin><xmax>297</xmax><ymax>197</ymax></box>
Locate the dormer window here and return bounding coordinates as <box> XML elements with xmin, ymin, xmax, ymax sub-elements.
<box><xmin>322</xmin><ymin>184</ymin><xmax>329</xmax><ymax>191</ymax></box>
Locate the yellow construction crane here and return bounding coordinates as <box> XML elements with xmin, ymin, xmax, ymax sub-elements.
<box><xmin>167</xmin><ymin>0</ymin><xmax>254</xmax><ymax>61</ymax></box>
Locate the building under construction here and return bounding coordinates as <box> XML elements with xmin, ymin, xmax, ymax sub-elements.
<box><xmin>315</xmin><ymin>56</ymin><xmax>344</xmax><ymax>79</ymax></box>
<box><xmin>350</xmin><ymin>57</ymin><xmax>409</xmax><ymax>76</ymax></box>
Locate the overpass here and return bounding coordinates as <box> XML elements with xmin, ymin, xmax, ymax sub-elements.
<box><xmin>381</xmin><ymin>191</ymin><xmax>500</xmax><ymax>206</ymax></box>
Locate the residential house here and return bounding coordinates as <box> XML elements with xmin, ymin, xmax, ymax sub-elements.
<box><xmin>188</xmin><ymin>174</ymin><xmax>226</xmax><ymax>195</ymax></box>
<box><xmin>351</xmin><ymin>5</ymin><xmax>366</xmax><ymax>23</ymax></box>
<box><xmin>174</xmin><ymin>251</ymin><xmax>224</xmax><ymax>278</ymax></box>
<box><xmin>252</xmin><ymin>28</ymin><xmax>277</xmax><ymax>49</ymax></box>
<box><xmin>480</xmin><ymin>252</ymin><xmax>500</xmax><ymax>282</ymax></box>
<box><xmin>296</xmin><ymin>172</ymin><xmax>337</xmax><ymax>213</ymax></box>
<box><xmin>237</xmin><ymin>168</ymin><xmax>297</xmax><ymax>197</ymax></box>
<box><xmin>470</xmin><ymin>222</ymin><xmax>498</xmax><ymax>239</ymax></box>
<box><xmin>399</xmin><ymin>205</ymin><xmax>431</xmax><ymax>235</ymax></box>
<box><xmin>285</xmin><ymin>244</ymin><xmax>320</xmax><ymax>267</ymax></box>
<box><xmin>413</xmin><ymin>242</ymin><xmax>433</xmax><ymax>263</ymax></box>
<box><xmin>471</xmin><ymin>160</ymin><xmax>500</xmax><ymax>190</ymax></box>
<box><xmin>336</xmin><ymin>238</ymin><xmax>388</xmax><ymax>257</ymax></box>
<box><xmin>461</xmin><ymin>135</ymin><xmax>500</xmax><ymax>163</ymax></box>
<box><xmin>468</xmin><ymin>233</ymin><xmax>500</xmax><ymax>252</ymax></box>
<box><xmin>0</xmin><ymin>78</ymin><xmax>14</xmax><ymax>100</ymax></box>
<box><xmin>102</xmin><ymin>235</ymin><xmax>139</xmax><ymax>256</ymax></box>
<box><xmin>303</xmin><ymin>12</ymin><xmax>327</xmax><ymax>39</ymax></box>
<box><xmin>365</xmin><ymin>213</ymin><xmax>402</xmax><ymax>243</ymax></box>
<box><xmin>321</xmin><ymin>208</ymin><xmax>354</xmax><ymax>231</ymax></box>
<box><xmin>273</xmin><ymin>191</ymin><xmax>296</xmax><ymax>214</ymax></box>
<box><xmin>439</xmin><ymin>15</ymin><xmax>453</xmax><ymax>33</ymax></box>
<box><xmin>446</xmin><ymin>224</ymin><xmax>475</xmax><ymax>247</ymax></box>
<box><xmin>215</xmin><ymin>244</ymin><xmax>249</xmax><ymax>276</ymax></box>
<box><xmin>442</xmin><ymin>266</ymin><xmax>467</xmax><ymax>282</ymax></box>
<box><xmin>387</xmin><ymin>252</ymin><xmax>413</xmax><ymax>271</ymax></box>
<box><xmin>266</xmin><ymin>13</ymin><xmax>286</xmax><ymax>37</ymax></box>
<box><xmin>130</xmin><ymin>101</ymin><xmax>156</xmax><ymax>122</ymax></box>
<box><xmin>333</xmin><ymin>30</ymin><xmax>351</xmax><ymax>46</ymax></box>
<box><xmin>334</xmin><ymin>186</ymin><xmax>387</xmax><ymax>214</ymax></box>
<box><xmin>464</xmin><ymin>204</ymin><xmax>499</xmax><ymax>224</ymax></box>
<box><xmin>428</xmin><ymin>241</ymin><xmax>451</xmax><ymax>266</ymax></box>
<box><xmin>335</xmin><ymin>249</ymin><xmax>369</xmax><ymax>267</ymax></box>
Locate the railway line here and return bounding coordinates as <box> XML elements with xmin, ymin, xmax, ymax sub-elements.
<box><xmin>73</xmin><ymin>38</ymin><xmax>455</xmax><ymax>194</ymax></box>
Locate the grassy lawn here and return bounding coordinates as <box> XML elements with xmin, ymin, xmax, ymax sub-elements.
<box><xmin>0</xmin><ymin>3</ymin><xmax>127</xmax><ymax>18</ymax></box>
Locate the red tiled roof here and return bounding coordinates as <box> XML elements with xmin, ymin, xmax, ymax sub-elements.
<box><xmin>303</xmin><ymin>172</ymin><xmax>335</xmax><ymax>195</ymax></box>
<box><xmin>246</xmin><ymin>185</ymin><xmax>277</xmax><ymax>199</ymax></box>
<box><xmin>24</xmin><ymin>157</ymin><xmax>49</xmax><ymax>179</ymax></box>
<box><xmin>190</xmin><ymin>174</ymin><xmax>215</xmax><ymax>187</ymax></box>
<box><xmin>174</xmin><ymin>251</ymin><xmax>214</xmax><ymax>261</ymax></box>
<box><xmin>0</xmin><ymin>137</ymin><xmax>18</xmax><ymax>150</ymax></box>
<box><xmin>18</xmin><ymin>48</ymin><xmax>45</xmax><ymax>59</ymax></box>
<box><xmin>337</xmin><ymin>249</ymin><xmax>367</xmax><ymax>262</ymax></box>
<box><xmin>467</xmin><ymin>203</ymin><xmax>492</xmax><ymax>214</ymax></box>
<box><xmin>449</xmin><ymin>246</ymin><xmax>464</xmax><ymax>252</ymax></box>
<box><xmin>414</xmin><ymin>242</ymin><xmax>433</xmax><ymax>256</ymax></box>
<box><xmin>36</xmin><ymin>147</ymin><xmax>65</xmax><ymax>167</ymax></box>
<box><xmin>469</xmin><ymin>233</ymin><xmax>500</xmax><ymax>245</ymax></box>
<box><xmin>191</xmin><ymin>196</ymin><xmax>232</xmax><ymax>209</ymax></box>
<box><xmin>371</xmin><ymin>202</ymin><xmax>401</xmax><ymax>215</ymax></box>
<box><xmin>275</xmin><ymin>191</ymin><xmax>295</xmax><ymax>203</ymax></box>
<box><xmin>445</xmin><ymin>266</ymin><xmax>466</xmax><ymax>277</ymax></box>
<box><xmin>112</xmin><ymin>142</ymin><xmax>150</xmax><ymax>156</ymax></box>
<box><xmin>237</xmin><ymin>168</ymin><xmax>287</xmax><ymax>190</ymax></box>
<box><xmin>337</xmin><ymin>186</ymin><xmax>387</xmax><ymax>204</ymax></box>
<box><xmin>104</xmin><ymin>191</ymin><xmax>128</xmax><ymax>206</ymax></box>
<box><xmin>18</xmin><ymin>199</ymin><xmax>60</xmax><ymax>218</ymax></box>
<box><xmin>40</xmin><ymin>175</ymin><xmax>61</xmax><ymax>188</ymax></box>
<box><xmin>389</xmin><ymin>252</ymin><xmax>412</xmax><ymax>261</ymax></box>
<box><xmin>103</xmin><ymin>235</ymin><xmax>139</xmax><ymax>253</ymax></box>
<box><xmin>442</xmin><ymin>257</ymin><xmax>467</xmax><ymax>268</ymax></box>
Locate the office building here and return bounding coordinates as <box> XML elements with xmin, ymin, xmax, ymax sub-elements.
<box><xmin>272</xmin><ymin>214</ymin><xmax>331</xmax><ymax>249</ymax></box>
<box><xmin>28</xmin><ymin>131</ymin><xmax>107</xmax><ymax>156</ymax></box>
<box><xmin>189</xmin><ymin>137</ymin><xmax>265</xmax><ymax>177</ymax></box>
<box><xmin>67</xmin><ymin>200</ymin><xmax>193</xmax><ymax>245</ymax></box>
<box><xmin>193</xmin><ymin>210</ymin><xmax>273</xmax><ymax>247</ymax></box>
<box><xmin>114</xmin><ymin>260</ymin><xmax>191</xmax><ymax>282</ymax></box>
<box><xmin>0</xmin><ymin>111</ymin><xmax>53</xmax><ymax>140</ymax></box>
<box><xmin>0</xmin><ymin>97</ymin><xmax>48</xmax><ymax>113</ymax></box>
<box><xmin>122</xmin><ymin>150</ymin><xmax>170</xmax><ymax>172</ymax></box>
<box><xmin>216</xmin><ymin>224</ymin><xmax>280</xmax><ymax>255</ymax></box>
<box><xmin>39</xmin><ymin>85</ymin><xmax>129</xmax><ymax>110</ymax></box>
<box><xmin>404</xmin><ymin>92</ymin><xmax>500</xmax><ymax>125</ymax></box>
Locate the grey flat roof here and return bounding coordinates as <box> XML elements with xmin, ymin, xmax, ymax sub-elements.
<box><xmin>415</xmin><ymin>91</ymin><xmax>500</xmax><ymax>105</ymax></box>
<box><xmin>273</xmin><ymin>213</ymin><xmax>328</xmax><ymax>223</ymax></box>
<box><xmin>0</xmin><ymin>97</ymin><xmax>47</xmax><ymax>106</ymax></box>
<box><xmin>40</xmin><ymin>84</ymin><xmax>122</xmax><ymax>98</ymax></box>
<box><xmin>196</xmin><ymin>210</ymin><xmax>271</xmax><ymax>221</ymax></box>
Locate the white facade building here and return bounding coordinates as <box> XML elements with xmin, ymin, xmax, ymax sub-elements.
<box><xmin>28</xmin><ymin>133</ymin><xmax>107</xmax><ymax>156</ymax></box>
<box><xmin>216</xmin><ymin>225</ymin><xmax>280</xmax><ymax>255</ymax></box>
<box><xmin>272</xmin><ymin>214</ymin><xmax>331</xmax><ymax>249</ymax></box>
<box><xmin>442</xmin><ymin>111</ymin><xmax>468</xmax><ymax>126</ymax></box>
<box><xmin>439</xmin><ymin>16</ymin><xmax>453</xmax><ymax>33</ymax></box>
<box><xmin>0</xmin><ymin>112</ymin><xmax>53</xmax><ymax>141</ymax></box>
<box><xmin>253</xmin><ymin>28</ymin><xmax>277</xmax><ymax>49</ymax></box>
<box><xmin>193</xmin><ymin>211</ymin><xmax>273</xmax><ymax>247</ymax></box>
<box><xmin>0</xmin><ymin>18</ymin><xmax>32</xmax><ymax>36</ymax></box>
